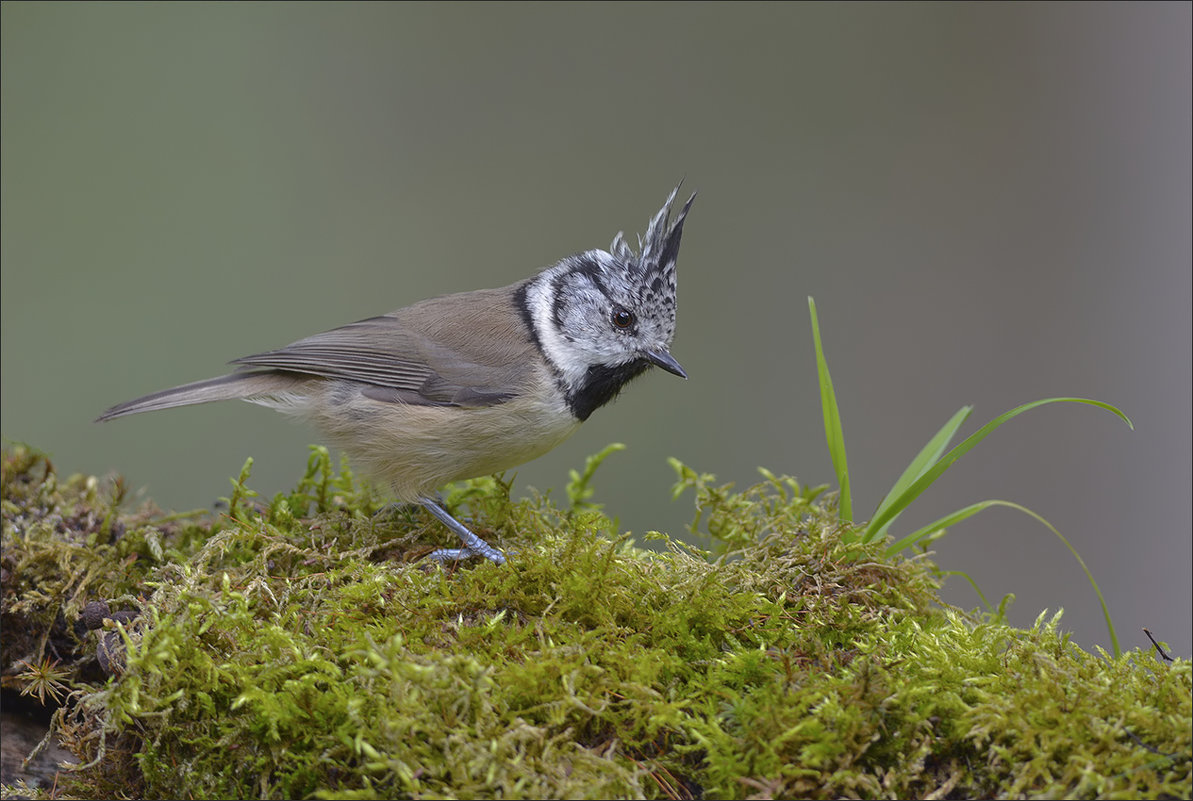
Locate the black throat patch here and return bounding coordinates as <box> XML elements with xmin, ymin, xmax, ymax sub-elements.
<box><xmin>566</xmin><ymin>359</ymin><xmax>651</xmax><ymax>422</ymax></box>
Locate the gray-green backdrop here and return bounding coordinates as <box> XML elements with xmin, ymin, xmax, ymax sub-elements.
<box><xmin>3</xmin><ymin>2</ymin><xmax>1189</xmax><ymax>656</ymax></box>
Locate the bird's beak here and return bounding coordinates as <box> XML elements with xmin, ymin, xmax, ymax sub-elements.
<box><xmin>644</xmin><ymin>348</ymin><xmax>687</xmax><ymax>379</ymax></box>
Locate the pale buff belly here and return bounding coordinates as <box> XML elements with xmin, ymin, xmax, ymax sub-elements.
<box><xmin>258</xmin><ymin>380</ymin><xmax>582</xmax><ymax>501</ymax></box>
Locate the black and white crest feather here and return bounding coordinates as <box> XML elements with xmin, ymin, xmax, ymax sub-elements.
<box><xmin>609</xmin><ymin>184</ymin><xmax>695</xmax><ymax>305</ymax></box>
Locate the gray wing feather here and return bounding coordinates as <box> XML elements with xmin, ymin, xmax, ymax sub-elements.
<box><xmin>232</xmin><ymin>316</ymin><xmax>435</xmax><ymax>390</ymax></box>
<box><xmin>230</xmin><ymin>286</ymin><xmax>535</xmax><ymax>408</ymax></box>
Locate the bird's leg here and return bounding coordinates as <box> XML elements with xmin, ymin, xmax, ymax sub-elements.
<box><xmin>419</xmin><ymin>496</ymin><xmax>506</xmax><ymax>565</ymax></box>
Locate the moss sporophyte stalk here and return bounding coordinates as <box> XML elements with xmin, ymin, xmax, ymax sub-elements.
<box><xmin>1</xmin><ymin>443</ymin><xmax>1188</xmax><ymax>800</ymax></box>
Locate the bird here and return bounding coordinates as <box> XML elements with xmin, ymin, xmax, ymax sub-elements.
<box><xmin>98</xmin><ymin>186</ymin><xmax>695</xmax><ymax>565</ymax></box>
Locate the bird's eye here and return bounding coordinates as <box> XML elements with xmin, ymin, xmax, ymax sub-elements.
<box><xmin>611</xmin><ymin>307</ymin><xmax>635</xmax><ymax>330</ymax></box>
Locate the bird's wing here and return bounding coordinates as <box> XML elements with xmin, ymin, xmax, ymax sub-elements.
<box><xmin>230</xmin><ymin>285</ymin><xmax>537</xmax><ymax>407</ymax></box>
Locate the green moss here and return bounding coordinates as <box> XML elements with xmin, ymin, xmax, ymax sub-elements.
<box><xmin>2</xmin><ymin>443</ymin><xmax>1189</xmax><ymax>799</ymax></box>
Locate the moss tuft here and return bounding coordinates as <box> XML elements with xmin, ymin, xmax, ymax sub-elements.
<box><xmin>2</xmin><ymin>443</ymin><xmax>1189</xmax><ymax>799</ymax></box>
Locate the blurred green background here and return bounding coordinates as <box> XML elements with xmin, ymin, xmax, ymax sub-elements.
<box><xmin>3</xmin><ymin>3</ymin><xmax>1189</xmax><ymax>656</ymax></box>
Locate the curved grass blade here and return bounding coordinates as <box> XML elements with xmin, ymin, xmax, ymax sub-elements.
<box><xmin>865</xmin><ymin>398</ymin><xmax>1133</xmax><ymax>539</ymax></box>
<box><xmin>867</xmin><ymin>405</ymin><xmax>973</xmax><ymax>543</ymax></box>
<box><xmin>808</xmin><ymin>297</ymin><xmax>852</xmax><ymax>522</ymax></box>
<box><xmin>885</xmin><ymin>498</ymin><xmax>1121</xmax><ymax>656</ymax></box>
<box><xmin>937</xmin><ymin>569</ymin><xmax>994</xmax><ymax>612</ymax></box>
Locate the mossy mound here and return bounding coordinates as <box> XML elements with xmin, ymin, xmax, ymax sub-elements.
<box><xmin>1</xmin><ymin>443</ymin><xmax>1189</xmax><ymax>799</ymax></box>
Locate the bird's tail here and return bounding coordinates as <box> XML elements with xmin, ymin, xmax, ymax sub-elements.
<box><xmin>96</xmin><ymin>372</ymin><xmax>306</xmax><ymax>422</ymax></box>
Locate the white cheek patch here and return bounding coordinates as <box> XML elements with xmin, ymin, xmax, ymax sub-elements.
<box><xmin>525</xmin><ymin>261</ymin><xmax>596</xmax><ymax>391</ymax></box>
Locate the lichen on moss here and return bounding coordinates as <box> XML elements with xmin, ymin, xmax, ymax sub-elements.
<box><xmin>1</xmin><ymin>443</ymin><xmax>1189</xmax><ymax>799</ymax></box>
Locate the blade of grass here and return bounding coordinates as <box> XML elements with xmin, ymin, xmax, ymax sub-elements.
<box><xmin>937</xmin><ymin>569</ymin><xmax>994</xmax><ymax>613</ymax></box>
<box><xmin>885</xmin><ymin>498</ymin><xmax>1121</xmax><ymax>656</ymax></box>
<box><xmin>808</xmin><ymin>297</ymin><xmax>852</xmax><ymax>522</ymax></box>
<box><xmin>869</xmin><ymin>405</ymin><xmax>973</xmax><ymax>541</ymax></box>
<box><xmin>865</xmin><ymin>397</ymin><xmax>1133</xmax><ymax>539</ymax></box>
